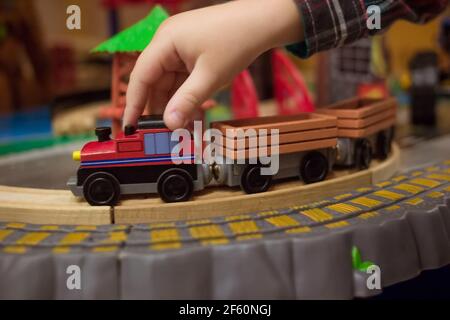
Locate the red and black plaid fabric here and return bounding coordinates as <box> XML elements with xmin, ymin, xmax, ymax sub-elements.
<box><xmin>288</xmin><ymin>0</ymin><xmax>449</xmax><ymax>58</ymax></box>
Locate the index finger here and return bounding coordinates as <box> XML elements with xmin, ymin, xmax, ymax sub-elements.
<box><xmin>123</xmin><ymin>42</ymin><xmax>165</xmax><ymax>128</ymax></box>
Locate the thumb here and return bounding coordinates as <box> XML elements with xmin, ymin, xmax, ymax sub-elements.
<box><xmin>164</xmin><ymin>60</ymin><xmax>219</xmax><ymax>130</ymax></box>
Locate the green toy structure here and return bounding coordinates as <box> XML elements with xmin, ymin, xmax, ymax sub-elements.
<box><xmin>93</xmin><ymin>5</ymin><xmax>169</xmax><ymax>53</ymax></box>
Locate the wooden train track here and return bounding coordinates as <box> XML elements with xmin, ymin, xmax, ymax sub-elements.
<box><xmin>0</xmin><ymin>144</ymin><xmax>400</xmax><ymax>225</ymax></box>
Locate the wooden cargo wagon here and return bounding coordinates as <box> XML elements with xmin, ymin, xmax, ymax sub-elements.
<box><xmin>316</xmin><ymin>97</ymin><xmax>397</xmax><ymax>169</ymax></box>
<box><xmin>210</xmin><ymin>113</ymin><xmax>338</xmax><ymax>193</ymax></box>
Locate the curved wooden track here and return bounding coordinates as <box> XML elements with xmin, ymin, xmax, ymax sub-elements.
<box><xmin>0</xmin><ymin>144</ymin><xmax>400</xmax><ymax>225</ymax></box>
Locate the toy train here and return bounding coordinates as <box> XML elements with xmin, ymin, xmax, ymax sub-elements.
<box><xmin>68</xmin><ymin>97</ymin><xmax>397</xmax><ymax>206</ymax></box>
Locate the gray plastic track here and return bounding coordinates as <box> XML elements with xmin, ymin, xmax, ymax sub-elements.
<box><xmin>0</xmin><ymin>161</ymin><xmax>449</xmax><ymax>299</ymax></box>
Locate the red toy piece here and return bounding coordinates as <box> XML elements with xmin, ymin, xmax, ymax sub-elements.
<box><xmin>272</xmin><ymin>49</ymin><xmax>315</xmax><ymax>115</ymax></box>
<box><xmin>231</xmin><ymin>70</ymin><xmax>260</xmax><ymax>119</ymax></box>
<box><xmin>99</xmin><ymin>53</ymin><xmax>139</xmax><ymax>134</ymax></box>
<box><xmin>50</xmin><ymin>44</ymin><xmax>76</xmax><ymax>95</ymax></box>
<box><xmin>357</xmin><ymin>82</ymin><xmax>389</xmax><ymax>100</ymax></box>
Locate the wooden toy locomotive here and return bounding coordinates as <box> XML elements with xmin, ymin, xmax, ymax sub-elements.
<box><xmin>68</xmin><ymin>115</ymin><xmax>211</xmax><ymax>206</ymax></box>
<box><xmin>68</xmin><ymin>97</ymin><xmax>396</xmax><ymax>206</ymax></box>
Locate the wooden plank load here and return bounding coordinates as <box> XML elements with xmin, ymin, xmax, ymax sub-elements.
<box><xmin>211</xmin><ymin>113</ymin><xmax>338</xmax><ymax>160</ymax></box>
<box><xmin>316</xmin><ymin>97</ymin><xmax>397</xmax><ymax>138</ymax></box>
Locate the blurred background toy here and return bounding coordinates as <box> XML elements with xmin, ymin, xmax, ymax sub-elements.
<box><xmin>0</xmin><ymin>0</ymin><xmax>50</xmax><ymax>114</ymax></box>
<box><xmin>0</xmin><ymin>1</ymin><xmax>448</xmax><ymax>154</ymax></box>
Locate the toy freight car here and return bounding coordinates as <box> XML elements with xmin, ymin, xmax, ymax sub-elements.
<box><xmin>211</xmin><ymin>113</ymin><xmax>338</xmax><ymax>193</ymax></box>
<box><xmin>316</xmin><ymin>97</ymin><xmax>396</xmax><ymax>169</ymax></box>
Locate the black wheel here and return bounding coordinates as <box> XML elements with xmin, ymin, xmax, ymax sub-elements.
<box><xmin>355</xmin><ymin>139</ymin><xmax>372</xmax><ymax>170</ymax></box>
<box><xmin>240</xmin><ymin>165</ymin><xmax>272</xmax><ymax>194</ymax></box>
<box><xmin>376</xmin><ymin>130</ymin><xmax>391</xmax><ymax>160</ymax></box>
<box><xmin>83</xmin><ymin>172</ymin><xmax>120</xmax><ymax>206</ymax></box>
<box><xmin>300</xmin><ymin>151</ymin><xmax>329</xmax><ymax>184</ymax></box>
<box><xmin>158</xmin><ymin>169</ymin><xmax>194</xmax><ymax>203</ymax></box>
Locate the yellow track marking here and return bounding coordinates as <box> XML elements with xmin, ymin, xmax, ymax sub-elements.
<box><xmin>411</xmin><ymin>171</ymin><xmax>424</xmax><ymax>177</ymax></box>
<box><xmin>229</xmin><ymin>221</ymin><xmax>259</xmax><ymax>235</ymax></box>
<box><xmin>373</xmin><ymin>190</ymin><xmax>404</xmax><ymax>201</ymax></box>
<box><xmin>426</xmin><ymin>166</ymin><xmax>439</xmax><ymax>172</ymax></box>
<box><xmin>265</xmin><ymin>215</ymin><xmax>299</xmax><ymax>228</ymax></box>
<box><xmin>406</xmin><ymin>198</ymin><xmax>424</xmax><ymax>206</ymax></box>
<box><xmin>334</xmin><ymin>193</ymin><xmax>353</xmax><ymax>201</ymax></box>
<box><xmin>445</xmin><ymin>186</ymin><xmax>450</xmax><ymax>192</ymax></box>
<box><xmin>40</xmin><ymin>225</ymin><xmax>59</xmax><ymax>231</ymax></box>
<box><xmin>151</xmin><ymin>228</ymin><xmax>180</xmax><ymax>243</ymax></box>
<box><xmin>410</xmin><ymin>178</ymin><xmax>441</xmax><ymax>188</ymax></box>
<box><xmin>326</xmin><ymin>221</ymin><xmax>349</xmax><ymax>229</ymax></box>
<box><xmin>427</xmin><ymin>174</ymin><xmax>450</xmax><ymax>182</ymax></box>
<box><xmin>301</xmin><ymin>208</ymin><xmax>333</xmax><ymax>222</ymax></box>
<box><xmin>0</xmin><ymin>229</ymin><xmax>13</xmax><ymax>241</ymax></box>
<box><xmin>3</xmin><ymin>246</ymin><xmax>27</xmax><ymax>254</ymax></box>
<box><xmin>16</xmin><ymin>232</ymin><xmax>50</xmax><ymax>246</ymax></box>
<box><xmin>427</xmin><ymin>192</ymin><xmax>444</xmax><ymax>199</ymax></box>
<box><xmin>385</xmin><ymin>205</ymin><xmax>401</xmax><ymax>211</ymax></box>
<box><xmin>356</xmin><ymin>187</ymin><xmax>373</xmax><ymax>193</ymax></box>
<box><xmin>359</xmin><ymin>212</ymin><xmax>379</xmax><ymax>220</ymax></box>
<box><xmin>5</xmin><ymin>223</ymin><xmax>26</xmax><ymax>229</ymax></box>
<box><xmin>327</xmin><ymin>203</ymin><xmax>360</xmax><ymax>214</ymax></box>
<box><xmin>286</xmin><ymin>226</ymin><xmax>311</xmax><ymax>234</ymax></box>
<box><xmin>190</xmin><ymin>225</ymin><xmax>225</xmax><ymax>240</ymax></box>
<box><xmin>376</xmin><ymin>181</ymin><xmax>392</xmax><ymax>187</ymax></box>
<box><xmin>103</xmin><ymin>231</ymin><xmax>127</xmax><ymax>244</ymax></box>
<box><xmin>75</xmin><ymin>225</ymin><xmax>97</xmax><ymax>231</ymax></box>
<box><xmin>393</xmin><ymin>175</ymin><xmax>408</xmax><ymax>182</ymax></box>
<box><xmin>350</xmin><ymin>197</ymin><xmax>382</xmax><ymax>208</ymax></box>
<box><xmin>59</xmin><ymin>232</ymin><xmax>90</xmax><ymax>246</ymax></box>
<box><xmin>394</xmin><ymin>183</ymin><xmax>424</xmax><ymax>194</ymax></box>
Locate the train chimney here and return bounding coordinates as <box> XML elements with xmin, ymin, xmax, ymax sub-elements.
<box><xmin>95</xmin><ymin>127</ymin><xmax>112</xmax><ymax>142</ymax></box>
<box><xmin>124</xmin><ymin>125</ymin><xmax>137</xmax><ymax>136</ymax></box>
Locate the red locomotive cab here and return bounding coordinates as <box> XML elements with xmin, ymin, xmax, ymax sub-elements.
<box><xmin>68</xmin><ymin>115</ymin><xmax>209</xmax><ymax>206</ymax></box>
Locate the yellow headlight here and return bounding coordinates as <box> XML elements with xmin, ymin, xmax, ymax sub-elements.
<box><xmin>72</xmin><ymin>151</ymin><xmax>81</xmax><ymax>161</ymax></box>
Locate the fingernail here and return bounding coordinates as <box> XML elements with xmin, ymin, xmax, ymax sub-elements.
<box><xmin>169</xmin><ymin>110</ymin><xmax>186</xmax><ymax>128</ymax></box>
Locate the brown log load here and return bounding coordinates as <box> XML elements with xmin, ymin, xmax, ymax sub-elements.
<box><xmin>316</xmin><ymin>97</ymin><xmax>397</xmax><ymax>138</ymax></box>
<box><xmin>211</xmin><ymin>113</ymin><xmax>338</xmax><ymax>160</ymax></box>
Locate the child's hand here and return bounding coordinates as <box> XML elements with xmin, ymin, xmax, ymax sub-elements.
<box><xmin>124</xmin><ymin>0</ymin><xmax>303</xmax><ymax>130</ymax></box>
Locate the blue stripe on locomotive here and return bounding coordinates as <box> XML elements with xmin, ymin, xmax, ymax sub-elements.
<box><xmin>81</xmin><ymin>155</ymin><xmax>195</xmax><ymax>167</ymax></box>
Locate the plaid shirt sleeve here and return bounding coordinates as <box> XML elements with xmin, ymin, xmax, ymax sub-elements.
<box><xmin>288</xmin><ymin>0</ymin><xmax>449</xmax><ymax>58</ymax></box>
